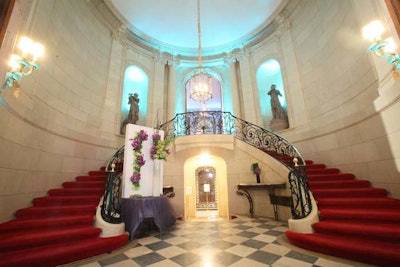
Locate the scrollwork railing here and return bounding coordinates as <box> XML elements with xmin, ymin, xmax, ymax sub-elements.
<box><xmin>158</xmin><ymin>111</ymin><xmax>312</xmax><ymax>219</ymax></box>
<box><xmin>101</xmin><ymin>111</ymin><xmax>311</xmax><ymax>222</ymax></box>
<box><xmin>101</xmin><ymin>145</ymin><xmax>124</xmax><ymax>223</ymax></box>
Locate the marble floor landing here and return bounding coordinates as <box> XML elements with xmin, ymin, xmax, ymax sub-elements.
<box><xmin>62</xmin><ymin>216</ymin><xmax>375</xmax><ymax>267</ymax></box>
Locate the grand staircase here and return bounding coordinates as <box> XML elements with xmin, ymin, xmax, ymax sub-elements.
<box><xmin>286</xmin><ymin>160</ymin><xmax>400</xmax><ymax>267</ymax></box>
<box><xmin>0</xmin><ymin>168</ymin><xmax>128</xmax><ymax>267</ymax></box>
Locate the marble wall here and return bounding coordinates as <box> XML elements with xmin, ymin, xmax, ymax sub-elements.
<box><xmin>0</xmin><ymin>0</ymin><xmax>124</xmax><ymax>222</ymax></box>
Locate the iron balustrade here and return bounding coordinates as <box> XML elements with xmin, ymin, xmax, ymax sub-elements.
<box><xmin>158</xmin><ymin>111</ymin><xmax>312</xmax><ymax>219</ymax></box>
<box><xmin>100</xmin><ymin>111</ymin><xmax>312</xmax><ymax>223</ymax></box>
<box><xmin>101</xmin><ymin>145</ymin><xmax>124</xmax><ymax>224</ymax></box>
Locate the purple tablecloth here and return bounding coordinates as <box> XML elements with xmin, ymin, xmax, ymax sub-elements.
<box><xmin>121</xmin><ymin>197</ymin><xmax>176</xmax><ymax>240</ymax></box>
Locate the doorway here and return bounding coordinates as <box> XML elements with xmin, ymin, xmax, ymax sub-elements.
<box><xmin>183</xmin><ymin>154</ymin><xmax>229</xmax><ymax>221</ymax></box>
<box><xmin>195</xmin><ymin>166</ymin><xmax>217</xmax><ymax>210</ymax></box>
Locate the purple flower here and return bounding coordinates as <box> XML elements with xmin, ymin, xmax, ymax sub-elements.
<box><xmin>136</xmin><ymin>154</ymin><xmax>146</xmax><ymax>166</ymax></box>
<box><xmin>130</xmin><ymin>130</ymin><xmax>149</xmax><ymax>187</ymax></box>
<box><xmin>131</xmin><ymin>137</ymin><xmax>140</xmax><ymax>151</ymax></box>
<box><xmin>130</xmin><ymin>172</ymin><xmax>141</xmax><ymax>184</ymax></box>
<box><xmin>150</xmin><ymin>145</ymin><xmax>157</xmax><ymax>157</ymax></box>
<box><xmin>253</xmin><ymin>167</ymin><xmax>261</xmax><ymax>175</ymax></box>
<box><xmin>152</xmin><ymin>134</ymin><xmax>161</xmax><ymax>141</ymax></box>
<box><xmin>140</xmin><ymin>130</ymin><xmax>148</xmax><ymax>141</ymax></box>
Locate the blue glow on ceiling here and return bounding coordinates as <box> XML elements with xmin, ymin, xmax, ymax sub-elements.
<box><xmin>110</xmin><ymin>0</ymin><xmax>283</xmax><ymax>55</ymax></box>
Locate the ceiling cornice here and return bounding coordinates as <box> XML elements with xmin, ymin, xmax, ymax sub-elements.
<box><xmin>87</xmin><ymin>0</ymin><xmax>298</xmax><ymax>63</ymax></box>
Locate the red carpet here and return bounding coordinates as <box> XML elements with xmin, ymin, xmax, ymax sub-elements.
<box><xmin>285</xmin><ymin>160</ymin><xmax>400</xmax><ymax>267</ymax></box>
<box><xmin>0</xmin><ymin>168</ymin><xmax>128</xmax><ymax>267</ymax></box>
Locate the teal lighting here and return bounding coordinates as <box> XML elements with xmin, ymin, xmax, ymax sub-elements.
<box><xmin>121</xmin><ymin>65</ymin><xmax>148</xmax><ymax>122</ymax></box>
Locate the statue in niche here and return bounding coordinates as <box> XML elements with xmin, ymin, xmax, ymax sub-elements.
<box><xmin>120</xmin><ymin>93</ymin><xmax>140</xmax><ymax>135</ymax></box>
<box><xmin>268</xmin><ymin>84</ymin><xmax>289</xmax><ymax>131</ymax></box>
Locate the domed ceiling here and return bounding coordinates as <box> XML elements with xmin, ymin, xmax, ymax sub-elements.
<box><xmin>106</xmin><ymin>0</ymin><xmax>284</xmax><ymax>56</ymax></box>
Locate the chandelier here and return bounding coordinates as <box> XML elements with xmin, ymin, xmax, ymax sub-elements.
<box><xmin>188</xmin><ymin>0</ymin><xmax>212</xmax><ymax>104</ymax></box>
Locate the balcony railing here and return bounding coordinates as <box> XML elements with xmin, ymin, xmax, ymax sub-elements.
<box><xmin>101</xmin><ymin>111</ymin><xmax>312</xmax><ymax>223</ymax></box>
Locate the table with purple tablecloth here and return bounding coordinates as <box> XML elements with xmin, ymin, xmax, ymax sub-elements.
<box><xmin>121</xmin><ymin>196</ymin><xmax>176</xmax><ymax>240</ymax></box>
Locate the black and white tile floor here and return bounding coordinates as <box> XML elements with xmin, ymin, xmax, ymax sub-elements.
<box><xmin>67</xmin><ymin>216</ymin><xmax>375</xmax><ymax>267</ymax></box>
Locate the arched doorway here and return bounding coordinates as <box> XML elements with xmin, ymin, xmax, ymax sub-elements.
<box><xmin>183</xmin><ymin>153</ymin><xmax>229</xmax><ymax>221</ymax></box>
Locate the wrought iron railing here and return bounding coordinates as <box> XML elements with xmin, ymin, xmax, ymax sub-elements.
<box><xmin>158</xmin><ymin>111</ymin><xmax>312</xmax><ymax>219</ymax></box>
<box><xmin>288</xmin><ymin>159</ymin><xmax>312</xmax><ymax>219</ymax></box>
<box><xmin>101</xmin><ymin>145</ymin><xmax>124</xmax><ymax>223</ymax></box>
<box><xmin>100</xmin><ymin>111</ymin><xmax>312</xmax><ymax>223</ymax></box>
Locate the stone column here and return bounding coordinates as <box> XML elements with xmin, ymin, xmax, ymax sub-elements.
<box><xmin>236</xmin><ymin>51</ymin><xmax>257</xmax><ymax>123</ymax></box>
<box><xmin>166</xmin><ymin>62</ymin><xmax>177</xmax><ymax>122</ymax></box>
<box><xmin>276</xmin><ymin>17</ymin><xmax>308</xmax><ymax>129</ymax></box>
<box><xmin>149</xmin><ymin>55</ymin><xmax>167</xmax><ymax>126</ymax></box>
<box><xmin>227</xmin><ymin>59</ymin><xmax>243</xmax><ymax>118</ymax></box>
<box><xmin>100</xmin><ymin>25</ymin><xmax>125</xmax><ymax>139</ymax></box>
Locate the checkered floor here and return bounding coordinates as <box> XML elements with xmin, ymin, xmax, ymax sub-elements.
<box><xmin>72</xmin><ymin>216</ymin><xmax>373</xmax><ymax>267</ymax></box>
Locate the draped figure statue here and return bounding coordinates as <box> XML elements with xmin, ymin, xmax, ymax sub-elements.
<box><xmin>267</xmin><ymin>84</ymin><xmax>289</xmax><ymax>131</ymax></box>
<box><xmin>268</xmin><ymin>84</ymin><xmax>286</xmax><ymax>120</ymax></box>
<box><xmin>120</xmin><ymin>93</ymin><xmax>139</xmax><ymax>135</ymax></box>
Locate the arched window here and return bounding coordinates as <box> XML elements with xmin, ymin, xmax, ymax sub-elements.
<box><xmin>185</xmin><ymin>74</ymin><xmax>222</xmax><ymax>112</ymax></box>
<box><xmin>120</xmin><ymin>65</ymin><xmax>149</xmax><ymax>127</ymax></box>
<box><xmin>256</xmin><ymin>59</ymin><xmax>288</xmax><ymax>129</ymax></box>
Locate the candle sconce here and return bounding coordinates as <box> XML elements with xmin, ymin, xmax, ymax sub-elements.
<box><xmin>1</xmin><ymin>36</ymin><xmax>44</xmax><ymax>92</ymax></box>
<box><xmin>362</xmin><ymin>20</ymin><xmax>400</xmax><ymax>78</ymax></box>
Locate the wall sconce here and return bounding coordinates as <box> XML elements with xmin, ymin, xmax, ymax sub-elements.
<box><xmin>362</xmin><ymin>20</ymin><xmax>400</xmax><ymax>78</ymax></box>
<box><xmin>1</xmin><ymin>36</ymin><xmax>44</xmax><ymax>92</ymax></box>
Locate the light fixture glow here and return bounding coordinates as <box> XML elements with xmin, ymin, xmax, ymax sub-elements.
<box><xmin>188</xmin><ymin>0</ymin><xmax>212</xmax><ymax>108</ymax></box>
<box><xmin>362</xmin><ymin>20</ymin><xmax>385</xmax><ymax>43</ymax></box>
<box><xmin>383</xmin><ymin>37</ymin><xmax>397</xmax><ymax>55</ymax></box>
<box><xmin>363</xmin><ymin>20</ymin><xmax>400</xmax><ymax>78</ymax></box>
<box><xmin>1</xmin><ymin>36</ymin><xmax>44</xmax><ymax>92</ymax></box>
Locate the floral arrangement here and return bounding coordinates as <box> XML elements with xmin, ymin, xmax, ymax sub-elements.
<box><xmin>251</xmin><ymin>162</ymin><xmax>261</xmax><ymax>175</ymax></box>
<box><xmin>129</xmin><ymin>130</ymin><xmax>148</xmax><ymax>188</ymax></box>
<box><xmin>150</xmin><ymin>133</ymin><xmax>173</xmax><ymax>160</ymax></box>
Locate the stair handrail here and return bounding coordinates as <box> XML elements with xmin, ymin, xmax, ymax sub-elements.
<box><xmin>101</xmin><ymin>145</ymin><xmax>124</xmax><ymax>223</ymax></box>
<box><xmin>101</xmin><ymin>110</ymin><xmax>312</xmax><ymax>223</ymax></box>
<box><xmin>157</xmin><ymin>111</ymin><xmax>312</xmax><ymax>219</ymax></box>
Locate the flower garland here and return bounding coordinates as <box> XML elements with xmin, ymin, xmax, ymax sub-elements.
<box><xmin>129</xmin><ymin>130</ymin><xmax>148</xmax><ymax>188</ymax></box>
<box><xmin>150</xmin><ymin>133</ymin><xmax>173</xmax><ymax>160</ymax></box>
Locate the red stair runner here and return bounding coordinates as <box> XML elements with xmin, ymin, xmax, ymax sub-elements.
<box><xmin>0</xmin><ymin>168</ymin><xmax>128</xmax><ymax>267</ymax></box>
<box><xmin>285</xmin><ymin>160</ymin><xmax>400</xmax><ymax>267</ymax></box>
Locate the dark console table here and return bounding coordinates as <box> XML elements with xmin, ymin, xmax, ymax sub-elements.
<box><xmin>121</xmin><ymin>196</ymin><xmax>176</xmax><ymax>240</ymax></box>
<box><xmin>236</xmin><ymin>183</ymin><xmax>291</xmax><ymax>220</ymax></box>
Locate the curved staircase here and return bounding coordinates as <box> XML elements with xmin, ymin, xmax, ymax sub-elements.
<box><xmin>0</xmin><ymin>168</ymin><xmax>128</xmax><ymax>267</ymax></box>
<box><xmin>286</xmin><ymin>161</ymin><xmax>400</xmax><ymax>267</ymax></box>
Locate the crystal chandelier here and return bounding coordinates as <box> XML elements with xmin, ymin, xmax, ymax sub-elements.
<box><xmin>189</xmin><ymin>0</ymin><xmax>212</xmax><ymax>105</ymax></box>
